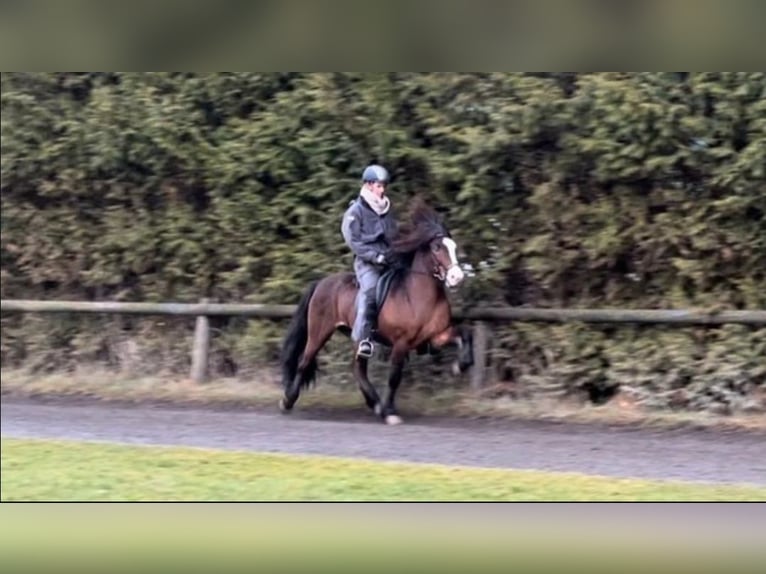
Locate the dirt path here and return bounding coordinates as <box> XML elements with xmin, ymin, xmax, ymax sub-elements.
<box><xmin>2</xmin><ymin>399</ymin><xmax>765</xmax><ymax>486</ymax></box>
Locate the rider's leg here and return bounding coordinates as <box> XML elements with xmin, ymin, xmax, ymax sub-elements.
<box><xmin>356</xmin><ymin>288</ymin><xmax>379</xmax><ymax>357</ymax></box>
<box><xmin>352</xmin><ymin>259</ymin><xmax>380</xmax><ymax>358</ymax></box>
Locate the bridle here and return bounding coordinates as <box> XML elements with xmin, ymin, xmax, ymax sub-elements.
<box><xmin>408</xmin><ymin>251</ymin><xmax>450</xmax><ymax>282</ymax></box>
<box><xmin>432</xmin><ymin>257</ymin><xmax>452</xmax><ymax>282</ymax></box>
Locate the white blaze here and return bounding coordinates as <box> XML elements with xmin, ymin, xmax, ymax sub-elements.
<box><xmin>442</xmin><ymin>237</ymin><xmax>464</xmax><ymax>287</ymax></box>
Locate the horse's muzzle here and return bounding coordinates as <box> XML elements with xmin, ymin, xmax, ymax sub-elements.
<box><xmin>445</xmin><ymin>265</ymin><xmax>465</xmax><ymax>287</ymax></box>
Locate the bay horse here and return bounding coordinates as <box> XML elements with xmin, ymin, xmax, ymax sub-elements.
<box><xmin>279</xmin><ymin>200</ymin><xmax>473</xmax><ymax>425</ymax></box>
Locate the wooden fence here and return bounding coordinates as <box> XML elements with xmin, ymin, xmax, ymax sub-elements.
<box><xmin>3</xmin><ymin>299</ymin><xmax>765</xmax><ymax>387</ymax></box>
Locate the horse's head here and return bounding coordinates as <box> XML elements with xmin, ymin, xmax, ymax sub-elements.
<box><xmin>427</xmin><ymin>235</ymin><xmax>465</xmax><ymax>288</ymax></box>
<box><xmin>390</xmin><ymin>199</ymin><xmax>465</xmax><ymax>288</ymax></box>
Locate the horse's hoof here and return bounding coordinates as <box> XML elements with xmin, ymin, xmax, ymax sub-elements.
<box><xmin>374</xmin><ymin>403</ymin><xmax>383</xmax><ymax>416</ymax></box>
<box><xmin>279</xmin><ymin>398</ymin><xmax>292</xmax><ymax>413</ymax></box>
<box><xmin>451</xmin><ymin>361</ymin><xmax>461</xmax><ymax>376</ymax></box>
<box><xmin>385</xmin><ymin>415</ymin><xmax>403</xmax><ymax>426</ymax></box>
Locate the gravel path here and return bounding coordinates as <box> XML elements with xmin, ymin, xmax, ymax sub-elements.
<box><xmin>2</xmin><ymin>400</ymin><xmax>765</xmax><ymax>485</ymax></box>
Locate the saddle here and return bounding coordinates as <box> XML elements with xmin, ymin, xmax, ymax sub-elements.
<box><xmin>374</xmin><ymin>268</ymin><xmax>397</xmax><ymax>314</ymax></box>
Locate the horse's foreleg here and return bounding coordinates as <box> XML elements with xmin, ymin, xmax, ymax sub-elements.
<box><xmin>380</xmin><ymin>343</ymin><xmax>409</xmax><ymax>425</ymax></box>
<box><xmin>430</xmin><ymin>324</ymin><xmax>474</xmax><ymax>375</ymax></box>
<box><xmin>353</xmin><ymin>355</ymin><xmax>382</xmax><ymax>414</ymax></box>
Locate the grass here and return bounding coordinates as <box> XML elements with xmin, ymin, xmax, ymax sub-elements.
<box><xmin>3</xmin><ymin>367</ymin><xmax>766</xmax><ymax>432</ymax></box>
<box><xmin>3</xmin><ymin>437</ymin><xmax>765</xmax><ymax>501</ymax></box>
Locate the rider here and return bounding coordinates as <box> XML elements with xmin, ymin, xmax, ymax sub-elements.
<box><xmin>341</xmin><ymin>164</ymin><xmax>399</xmax><ymax>359</ymax></box>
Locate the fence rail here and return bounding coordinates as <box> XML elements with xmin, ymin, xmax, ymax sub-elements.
<box><xmin>3</xmin><ymin>299</ymin><xmax>766</xmax><ymax>325</ymax></box>
<box><xmin>3</xmin><ymin>299</ymin><xmax>765</xmax><ymax>386</ymax></box>
<box><xmin>0</xmin><ymin>300</ymin><xmax>296</xmax><ymax>318</ymax></box>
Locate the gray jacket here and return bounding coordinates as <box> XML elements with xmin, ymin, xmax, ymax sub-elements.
<box><xmin>341</xmin><ymin>197</ymin><xmax>398</xmax><ymax>265</ymax></box>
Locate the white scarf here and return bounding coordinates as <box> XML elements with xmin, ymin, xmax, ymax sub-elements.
<box><xmin>360</xmin><ymin>186</ymin><xmax>391</xmax><ymax>215</ymax></box>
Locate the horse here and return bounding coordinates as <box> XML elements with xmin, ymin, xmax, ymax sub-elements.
<box><xmin>278</xmin><ymin>199</ymin><xmax>474</xmax><ymax>425</ymax></box>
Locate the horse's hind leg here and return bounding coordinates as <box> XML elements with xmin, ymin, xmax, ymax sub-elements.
<box><xmin>280</xmin><ymin>377</ymin><xmax>301</xmax><ymax>412</ymax></box>
<box><xmin>280</xmin><ymin>318</ymin><xmax>336</xmax><ymax>412</ymax></box>
<box><xmin>353</xmin><ymin>356</ymin><xmax>382</xmax><ymax>415</ymax></box>
<box><xmin>281</xmin><ymin>362</ymin><xmax>308</xmax><ymax>412</ymax></box>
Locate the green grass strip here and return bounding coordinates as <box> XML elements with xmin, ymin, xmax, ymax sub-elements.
<box><xmin>2</xmin><ymin>437</ymin><xmax>764</xmax><ymax>501</ymax></box>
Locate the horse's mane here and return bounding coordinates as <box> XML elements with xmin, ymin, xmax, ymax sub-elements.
<box><xmin>390</xmin><ymin>197</ymin><xmax>450</xmax><ymax>256</ymax></box>
<box><xmin>387</xmin><ymin>197</ymin><xmax>450</xmax><ymax>290</ymax></box>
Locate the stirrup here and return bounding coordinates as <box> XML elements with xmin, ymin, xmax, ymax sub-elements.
<box><xmin>357</xmin><ymin>339</ymin><xmax>374</xmax><ymax>358</ymax></box>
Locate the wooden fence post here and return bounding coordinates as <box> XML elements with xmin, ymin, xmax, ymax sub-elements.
<box><xmin>190</xmin><ymin>299</ymin><xmax>210</xmax><ymax>383</ymax></box>
<box><xmin>470</xmin><ymin>321</ymin><xmax>489</xmax><ymax>392</ymax></box>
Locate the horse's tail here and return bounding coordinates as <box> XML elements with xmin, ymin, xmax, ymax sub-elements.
<box><xmin>280</xmin><ymin>280</ymin><xmax>319</xmax><ymax>389</ymax></box>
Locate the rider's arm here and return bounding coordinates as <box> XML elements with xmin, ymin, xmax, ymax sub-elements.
<box><xmin>341</xmin><ymin>210</ymin><xmax>385</xmax><ymax>264</ymax></box>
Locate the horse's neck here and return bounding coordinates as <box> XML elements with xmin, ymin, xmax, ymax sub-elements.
<box><xmin>408</xmin><ymin>250</ymin><xmax>445</xmax><ymax>302</ymax></box>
